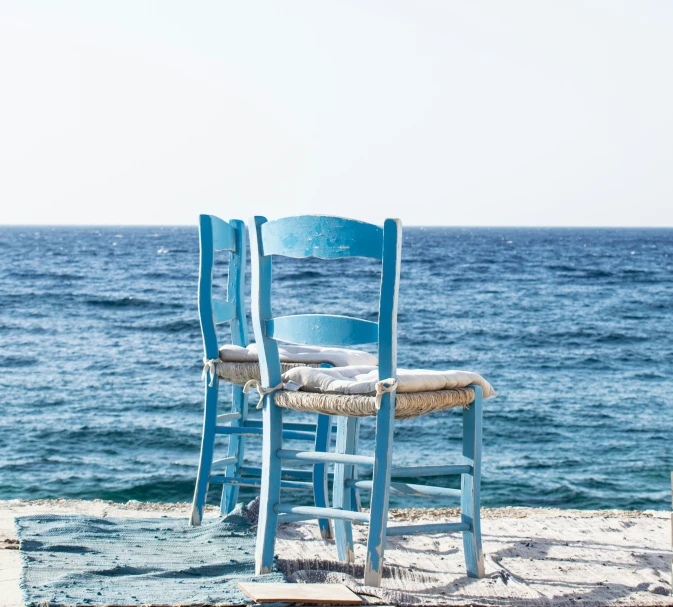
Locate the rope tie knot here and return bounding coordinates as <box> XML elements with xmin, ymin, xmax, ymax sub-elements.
<box><xmin>202</xmin><ymin>358</ymin><xmax>220</xmax><ymax>387</ymax></box>
<box><xmin>375</xmin><ymin>378</ymin><xmax>398</xmax><ymax>410</ymax></box>
<box><xmin>243</xmin><ymin>379</ymin><xmax>285</xmax><ymax>409</ymax></box>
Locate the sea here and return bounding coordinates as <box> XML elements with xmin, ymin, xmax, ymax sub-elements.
<box><xmin>1</xmin><ymin>226</ymin><xmax>672</xmax><ymax>511</ymax></box>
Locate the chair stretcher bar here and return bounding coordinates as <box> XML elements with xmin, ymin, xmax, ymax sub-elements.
<box><xmin>390</xmin><ymin>465</ymin><xmax>472</xmax><ymax>477</ymax></box>
<box><xmin>209</xmin><ymin>476</ymin><xmax>313</xmax><ymax>490</ymax></box>
<box><xmin>277</xmin><ymin>449</ymin><xmax>375</xmax><ymax>466</ymax></box>
<box><xmin>386</xmin><ymin>522</ymin><xmax>470</xmax><ymax>536</ymax></box>
<box><xmin>274</xmin><ymin>504</ymin><xmax>371</xmax><ymax>523</ymax></box>
<box><xmin>239</xmin><ymin>465</ymin><xmax>335</xmax><ymax>482</ymax></box>
<box><xmin>215</xmin><ymin>427</ymin><xmax>316</xmax><ymax>441</ymax></box>
<box><xmin>346</xmin><ymin>479</ymin><xmax>461</xmax><ymax>498</ymax></box>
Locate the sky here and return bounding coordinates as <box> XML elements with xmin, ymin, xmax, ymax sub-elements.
<box><xmin>0</xmin><ymin>1</ymin><xmax>671</xmax><ymax>226</ymax></box>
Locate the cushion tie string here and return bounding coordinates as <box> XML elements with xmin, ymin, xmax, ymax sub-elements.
<box><xmin>375</xmin><ymin>378</ymin><xmax>398</xmax><ymax>410</ymax></box>
<box><xmin>202</xmin><ymin>358</ymin><xmax>220</xmax><ymax>387</ymax></box>
<box><xmin>243</xmin><ymin>379</ymin><xmax>285</xmax><ymax>409</ymax></box>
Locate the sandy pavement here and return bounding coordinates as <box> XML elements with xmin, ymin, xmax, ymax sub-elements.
<box><xmin>1</xmin><ymin>499</ymin><xmax>670</xmax><ymax>606</ymax></box>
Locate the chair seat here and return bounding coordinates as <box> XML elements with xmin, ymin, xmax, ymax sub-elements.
<box><xmin>271</xmin><ymin>365</ymin><xmax>496</xmax><ymax>419</ymax></box>
<box><xmin>216</xmin><ymin>361</ymin><xmax>319</xmax><ymax>386</ymax></box>
<box><xmin>214</xmin><ymin>344</ymin><xmax>378</xmax><ymax>386</ymax></box>
<box><xmin>274</xmin><ymin>386</ymin><xmax>477</xmax><ymax>419</ymax></box>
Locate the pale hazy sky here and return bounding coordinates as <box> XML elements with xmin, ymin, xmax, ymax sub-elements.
<box><xmin>1</xmin><ymin>1</ymin><xmax>671</xmax><ymax>226</ymax></box>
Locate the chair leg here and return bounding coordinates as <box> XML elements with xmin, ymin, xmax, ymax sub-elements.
<box><xmin>349</xmin><ymin>418</ymin><xmax>362</xmax><ymax>512</ymax></box>
<box><xmin>334</xmin><ymin>416</ymin><xmax>357</xmax><ymax>562</ymax></box>
<box><xmin>255</xmin><ymin>393</ymin><xmax>283</xmax><ymax>575</ymax></box>
<box><xmin>461</xmin><ymin>385</ymin><xmax>485</xmax><ymax>578</ymax></box>
<box><xmin>313</xmin><ymin>414</ymin><xmax>333</xmax><ymax>539</ymax></box>
<box><xmin>341</xmin><ymin>416</ymin><xmax>361</xmax><ymax>512</ymax></box>
<box><xmin>364</xmin><ymin>400</ymin><xmax>395</xmax><ymax>587</ymax></box>
<box><xmin>221</xmin><ymin>385</ymin><xmax>248</xmax><ymax>515</ymax></box>
<box><xmin>190</xmin><ymin>380</ymin><xmax>219</xmax><ymax>526</ymax></box>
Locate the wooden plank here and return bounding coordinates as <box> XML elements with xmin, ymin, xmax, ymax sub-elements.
<box><xmin>260</xmin><ymin>215</ymin><xmax>383</xmax><ymax>259</ymax></box>
<box><xmin>227</xmin><ymin>218</ymin><xmax>248</xmax><ymax>346</ymax></box>
<box><xmin>249</xmin><ymin>216</ymin><xmax>284</xmax><ymax>576</ymax></box>
<box><xmin>386</xmin><ymin>522</ymin><xmax>470</xmax><ymax>536</ymax></box>
<box><xmin>238</xmin><ymin>582</ymin><xmax>362</xmax><ymax>604</ymax></box>
<box><xmin>461</xmin><ymin>384</ymin><xmax>485</xmax><ymax>578</ymax></box>
<box><xmin>221</xmin><ymin>219</ymin><xmax>248</xmax><ymax>512</ymax></box>
<box><xmin>277</xmin><ymin>449</ymin><xmax>375</xmax><ymax>467</ymax></box>
<box><xmin>313</xmin><ymin>414</ymin><xmax>333</xmax><ymax>539</ymax></box>
<box><xmin>210</xmin><ymin>456</ymin><xmax>238</xmax><ymax>468</ymax></box>
<box><xmin>390</xmin><ymin>464</ymin><xmax>472</xmax><ymax>477</ymax></box>
<box><xmin>215</xmin><ymin>412</ymin><xmax>242</xmax><ymax>424</ymax></box>
<box><xmin>209</xmin><ymin>476</ymin><xmax>312</xmax><ymax>490</ymax></box>
<box><xmin>364</xmin><ymin>218</ymin><xmax>402</xmax><ymax>588</ymax></box>
<box><xmin>274</xmin><ymin>503</ymin><xmax>370</xmax><ymax>523</ymax></box>
<box><xmin>197</xmin><ymin>214</ymin><xmax>219</xmax><ymax>360</ymax></box>
<box><xmin>266</xmin><ymin>314</ymin><xmax>378</xmax><ymax>346</ymax></box>
<box><xmin>212</xmin><ymin>298</ymin><xmax>236</xmax><ymax>323</ymax></box>
<box><xmin>215</xmin><ymin>426</ymin><xmax>316</xmax><ymax>441</ymax></box>
<box><xmin>334</xmin><ymin>416</ymin><xmax>358</xmax><ymax>562</ymax></box>
<box><xmin>347</xmin><ymin>479</ymin><xmax>462</xmax><ymax>498</ymax></box>
<box><xmin>189</xmin><ymin>381</ymin><xmax>219</xmax><ymax>526</ymax></box>
<box><xmin>210</xmin><ymin>214</ymin><xmax>236</xmax><ymax>251</ymax></box>
<box><xmin>239</xmin><ymin>465</ymin><xmax>335</xmax><ymax>481</ymax></box>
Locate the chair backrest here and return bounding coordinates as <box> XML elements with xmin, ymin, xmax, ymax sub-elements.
<box><xmin>248</xmin><ymin>215</ymin><xmax>402</xmax><ymax>390</ymax></box>
<box><xmin>198</xmin><ymin>215</ymin><xmax>249</xmax><ymax>360</ymax></box>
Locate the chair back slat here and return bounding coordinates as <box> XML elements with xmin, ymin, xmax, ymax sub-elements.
<box><xmin>261</xmin><ymin>216</ymin><xmax>384</xmax><ymax>260</ymax></box>
<box><xmin>213</xmin><ymin>299</ymin><xmax>237</xmax><ymax>324</ymax></box>
<box><xmin>227</xmin><ymin>219</ymin><xmax>248</xmax><ymax>347</ymax></box>
<box><xmin>211</xmin><ymin>216</ymin><xmax>237</xmax><ymax>251</ymax></box>
<box><xmin>199</xmin><ymin>215</ymin><xmax>248</xmax><ymax>359</ymax></box>
<box><xmin>266</xmin><ymin>314</ymin><xmax>378</xmax><ymax>347</ymax></box>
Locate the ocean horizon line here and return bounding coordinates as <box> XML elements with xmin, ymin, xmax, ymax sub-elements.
<box><xmin>1</xmin><ymin>223</ymin><xmax>673</xmax><ymax>230</ymax></box>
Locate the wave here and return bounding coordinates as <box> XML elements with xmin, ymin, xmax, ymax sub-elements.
<box><xmin>131</xmin><ymin>319</ymin><xmax>201</xmax><ymax>333</ymax></box>
<box><xmin>85</xmin><ymin>297</ymin><xmax>183</xmax><ymax>310</ymax></box>
<box><xmin>2</xmin><ymin>226</ymin><xmax>673</xmax><ymax>509</ymax></box>
<box><xmin>7</xmin><ymin>271</ymin><xmax>85</xmax><ymax>281</ymax></box>
<box><xmin>0</xmin><ymin>354</ymin><xmax>40</xmax><ymax>367</ymax></box>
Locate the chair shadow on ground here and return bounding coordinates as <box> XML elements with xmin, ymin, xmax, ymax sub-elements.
<box><xmin>277</xmin><ymin>524</ymin><xmax>672</xmax><ymax>606</ymax></box>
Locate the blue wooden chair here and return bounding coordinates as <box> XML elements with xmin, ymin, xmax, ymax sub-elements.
<box><xmin>248</xmin><ymin>215</ymin><xmax>488</xmax><ymax>587</ymax></box>
<box><xmin>189</xmin><ymin>215</ymin><xmax>335</xmax><ymax>532</ymax></box>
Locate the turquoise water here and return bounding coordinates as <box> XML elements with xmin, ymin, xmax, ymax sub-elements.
<box><xmin>1</xmin><ymin>226</ymin><xmax>672</xmax><ymax>509</ymax></box>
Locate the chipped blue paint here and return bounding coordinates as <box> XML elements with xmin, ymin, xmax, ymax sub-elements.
<box><xmin>260</xmin><ymin>215</ymin><xmax>384</xmax><ymax>259</ymax></box>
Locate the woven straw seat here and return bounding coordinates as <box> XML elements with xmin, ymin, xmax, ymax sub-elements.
<box><xmin>273</xmin><ymin>386</ymin><xmax>476</xmax><ymax>419</ymax></box>
<box><xmin>215</xmin><ymin>361</ymin><xmax>321</xmax><ymax>386</ymax></box>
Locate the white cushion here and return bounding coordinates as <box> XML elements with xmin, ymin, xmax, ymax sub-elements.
<box><xmin>281</xmin><ymin>365</ymin><xmax>496</xmax><ymax>399</ymax></box>
<box><xmin>218</xmin><ymin>343</ymin><xmax>377</xmax><ymax>367</ymax></box>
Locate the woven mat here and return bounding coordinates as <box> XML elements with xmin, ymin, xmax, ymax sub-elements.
<box><xmin>15</xmin><ymin>506</ymin><xmax>283</xmax><ymax>606</ymax></box>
